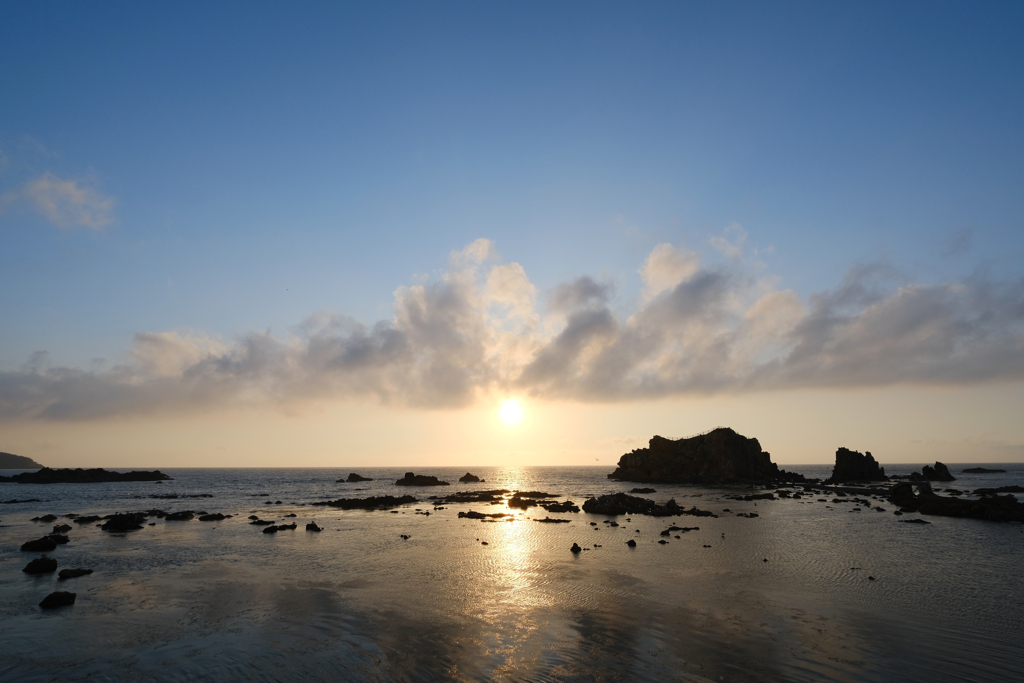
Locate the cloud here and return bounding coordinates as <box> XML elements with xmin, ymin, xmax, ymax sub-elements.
<box><xmin>2</xmin><ymin>238</ymin><xmax>1023</xmax><ymax>421</ymax></box>
<box><xmin>0</xmin><ymin>172</ymin><xmax>115</xmax><ymax>229</ymax></box>
<box><xmin>708</xmin><ymin>222</ymin><xmax>747</xmax><ymax>258</ymax></box>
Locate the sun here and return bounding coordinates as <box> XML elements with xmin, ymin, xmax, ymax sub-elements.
<box><xmin>499</xmin><ymin>399</ymin><xmax>524</xmax><ymax>426</ymax></box>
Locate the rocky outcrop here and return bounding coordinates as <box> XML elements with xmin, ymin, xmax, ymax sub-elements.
<box><xmin>342</xmin><ymin>473</ymin><xmax>374</xmax><ymax>482</ymax></box>
<box><xmin>826</xmin><ymin>448</ymin><xmax>887</xmax><ymax>483</ymax></box>
<box><xmin>459</xmin><ymin>472</ymin><xmax>483</xmax><ymax>483</ymax></box>
<box><xmin>962</xmin><ymin>467</ymin><xmax>1006</xmax><ymax>474</ymax></box>
<box><xmin>305</xmin><ymin>521</ymin><xmax>321</xmax><ymax>531</ymax></box>
<box><xmin>0</xmin><ymin>468</ymin><xmax>172</xmax><ymax>484</ymax></box>
<box><xmin>607</xmin><ymin>428</ymin><xmax>799</xmax><ymax>484</ymax></box>
<box><xmin>0</xmin><ymin>452</ymin><xmax>44</xmax><ymax>469</ymax></box>
<box><xmin>396</xmin><ymin>472</ymin><xmax>450</xmax><ymax>487</ymax></box>
<box><xmin>922</xmin><ymin>462</ymin><xmax>955</xmax><ymax>481</ymax></box>
<box><xmin>311</xmin><ymin>495</ymin><xmax>417</xmax><ymax>510</ymax></box>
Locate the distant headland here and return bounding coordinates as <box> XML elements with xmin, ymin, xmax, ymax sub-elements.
<box><xmin>0</xmin><ymin>452</ymin><xmax>44</xmax><ymax>469</ymax></box>
<box><xmin>0</xmin><ymin>467</ymin><xmax>173</xmax><ymax>484</ymax></box>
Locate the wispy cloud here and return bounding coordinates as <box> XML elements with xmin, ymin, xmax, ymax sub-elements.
<box><xmin>2</xmin><ymin>238</ymin><xmax>1023</xmax><ymax>421</ymax></box>
<box><xmin>1</xmin><ymin>172</ymin><xmax>115</xmax><ymax>229</ymax></box>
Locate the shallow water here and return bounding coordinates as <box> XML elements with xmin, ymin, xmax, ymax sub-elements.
<box><xmin>1</xmin><ymin>465</ymin><xmax>1022</xmax><ymax>682</ymax></box>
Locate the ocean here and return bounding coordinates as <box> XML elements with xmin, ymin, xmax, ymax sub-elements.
<box><xmin>1</xmin><ymin>464</ymin><xmax>1022</xmax><ymax>682</ymax></box>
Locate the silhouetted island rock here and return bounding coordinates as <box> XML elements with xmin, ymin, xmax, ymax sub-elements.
<box><xmin>395</xmin><ymin>472</ymin><xmax>450</xmax><ymax>487</ymax></box>
<box><xmin>826</xmin><ymin>448</ymin><xmax>888</xmax><ymax>483</ymax></box>
<box><xmin>341</xmin><ymin>473</ymin><xmax>374</xmax><ymax>483</ymax></box>
<box><xmin>459</xmin><ymin>472</ymin><xmax>484</xmax><ymax>483</ymax></box>
<box><xmin>0</xmin><ymin>452</ymin><xmax>44</xmax><ymax>469</ymax></box>
<box><xmin>962</xmin><ymin>467</ymin><xmax>1006</xmax><ymax>474</ymax></box>
<box><xmin>607</xmin><ymin>427</ymin><xmax>802</xmax><ymax>484</ymax></box>
<box><xmin>0</xmin><ymin>468</ymin><xmax>172</xmax><ymax>484</ymax></box>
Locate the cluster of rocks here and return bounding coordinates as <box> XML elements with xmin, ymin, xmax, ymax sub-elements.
<box><xmin>890</xmin><ymin>462</ymin><xmax>956</xmax><ymax>482</ymax></box>
<box><xmin>0</xmin><ymin>468</ymin><xmax>173</xmax><ymax>484</ymax></box>
<box><xmin>888</xmin><ymin>482</ymin><xmax>1024</xmax><ymax>523</ymax></box>
<box><xmin>581</xmin><ymin>493</ymin><xmax>717</xmax><ymax>518</ymax></box>
<box><xmin>311</xmin><ymin>495</ymin><xmax>417</xmax><ymax>510</ymax></box>
<box><xmin>607</xmin><ymin>428</ymin><xmax>806</xmax><ymax>484</ymax></box>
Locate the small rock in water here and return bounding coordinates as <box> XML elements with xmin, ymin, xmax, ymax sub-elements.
<box><xmin>400</xmin><ymin>534</ymin><xmax>410</xmax><ymax>540</ymax></box>
<box><xmin>658</xmin><ymin>539</ymin><xmax>668</xmax><ymax>544</ymax></box>
<box><xmin>40</xmin><ymin>591</ymin><xmax>76</xmax><ymax>609</ymax></box>
<box><xmin>306</xmin><ymin>521</ymin><xmax>321</xmax><ymax>532</ymax></box>
<box><xmin>21</xmin><ymin>537</ymin><xmax>57</xmax><ymax>552</ymax></box>
<box><xmin>23</xmin><ymin>557</ymin><xmax>58</xmax><ymax>574</ymax></box>
<box><xmin>570</xmin><ymin>543</ymin><xmax>582</xmax><ymax>553</ymax></box>
<box><xmin>626</xmin><ymin>539</ymin><xmax>637</xmax><ymax>547</ymax></box>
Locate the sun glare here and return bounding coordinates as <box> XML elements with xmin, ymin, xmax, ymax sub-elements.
<box><xmin>499</xmin><ymin>399</ymin><xmax>524</xmax><ymax>426</ymax></box>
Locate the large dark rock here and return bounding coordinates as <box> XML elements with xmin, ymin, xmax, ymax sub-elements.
<box><xmin>23</xmin><ymin>557</ymin><xmax>58</xmax><ymax>574</ymax></box>
<box><xmin>607</xmin><ymin>428</ymin><xmax>799</xmax><ymax>484</ymax></box>
<box><xmin>459</xmin><ymin>472</ymin><xmax>483</xmax><ymax>483</ymax></box>
<box><xmin>0</xmin><ymin>467</ymin><xmax>172</xmax><ymax>484</ymax></box>
<box><xmin>343</xmin><ymin>473</ymin><xmax>374</xmax><ymax>482</ymax></box>
<box><xmin>429</xmin><ymin>490</ymin><xmax>509</xmax><ymax>503</ymax></box>
<box><xmin>922</xmin><ymin>462</ymin><xmax>956</xmax><ymax>481</ymax></box>
<box><xmin>0</xmin><ymin>451</ymin><xmax>44</xmax><ymax>469</ymax></box>
<box><xmin>396</xmin><ymin>472</ymin><xmax>450</xmax><ymax>487</ymax></box>
<box><xmin>39</xmin><ymin>591</ymin><xmax>76</xmax><ymax>609</ymax></box>
<box><xmin>826</xmin><ymin>448</ymin><xmax>887</xmax><ymax>483</ymax></box>
<box><xmin>21</xmin><ymin>537</ymin><xmax>57</xmax><ymax>552</ymax></box>
<box><xmin>311</xmin><ymin>495</ymin><xmax>417</xmax><ymax>510</ymax></box>
<box><xmin>100</xmin><ymin>512</ymin><xmax>148</xmax><ymax>531</ymax></box>
<box><xmin>962</xmin><ymin>467</ymin><xmax>1006</xmax><ymax>474</ymax></box>
<box><xmin>165</xmin><ymin>511</ymin><xmax>195</xmax><ymax>521</ymax></box>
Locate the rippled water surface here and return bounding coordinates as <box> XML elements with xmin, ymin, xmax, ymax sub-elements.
<box><xmin>1</xmin><ymin>465</ymin><xmax>1023</xmax><ymax>682</ymax></box>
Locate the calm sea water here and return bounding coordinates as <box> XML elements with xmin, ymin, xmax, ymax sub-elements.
<box><xmin>1</xmin><ymin>464</ymin><xmax>1022</xmax><ymax>682</ymax></box>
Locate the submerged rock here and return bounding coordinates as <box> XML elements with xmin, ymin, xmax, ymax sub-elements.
<box><xmin>608</xmin><ymin>427</ymin><xmax>803</xmax><ymax>484</ymax></box>
<box><xmin>58</xmin><ymin>568</ymin><xmax>93</xmax><ymax>580</ymax></box>
<box><xmin>826</xmin><ymin>448</ymin><xmax>887</xmax><ymax>483</ymax></box>
<box><xmin>395</xmin><ymin>472</ymin><xmax>450</xmax><ymax>487</ymax></box>
<box><xmin>39</xmin><ymin>591</ymin><xmax>76</xmax><ymax>609</ymax></box>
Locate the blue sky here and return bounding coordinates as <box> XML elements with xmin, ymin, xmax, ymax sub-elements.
<box><xmin>2</xmin><ymin>2</ymin><xmax>1023</xmax><ymax>465</ymax></box>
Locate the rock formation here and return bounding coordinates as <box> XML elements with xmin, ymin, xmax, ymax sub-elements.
<box><xmin>395</xmin><ymin>472</ymin><xmax>450</xmax><ymax>487</ymax></box>
<box><xmin>922</xmin><ymin>462</ymin><xmax>956</xmax><ymax>481</ymax></box>
<box><xmin>23</xmin><ymin>557</ymin><xmax>58</xmax><ymax>574</ymax></box>
<box><xmin>0</xmin><ymin>452</ymin><xmax>44</xmax><ymax>469</ymax></box>
<box><xmin>582</xmin><ymin>492</ymin><xmax>717</xmax><ymax>517</ymax></box>
<box><xmin>459</xmin><ymin>472</ymin><xmax>483</xmax><ymax>483</ymax></box>
<box><xmin>39</xmin><ymin>591</ymin><xmax>76</xmax><ymax>609</ymax></box>
<box><xmin>826</xmin><ymin>448</ymin><xmax>887</xmax><ymax>483</ymax></box>
<box><xmin>607</xmin><ymin>427</ymin><xmax>799</xmax><ymax>484</ymax></box>
<box><xmin>343</xmin><ymin>473</ymin><xmax>374</xmax><ymax>482</ymax></box>
<box><xmin>0</xmin><ymin>468</ymin><xmax>172</xmax><ymax>484</ymax></box>
<box><xmin>962</xmin><ymin>467</ymin><xmax>1006</xmax><ymax>473</ymax></box>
